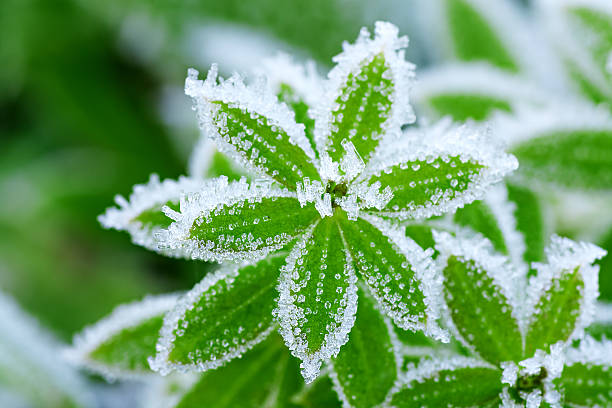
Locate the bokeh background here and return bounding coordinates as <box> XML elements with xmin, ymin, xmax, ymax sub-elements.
<box><xmin>1</xmin><ymin>0</ymin><xmax>611</xmax><ymax>406</ymax></box>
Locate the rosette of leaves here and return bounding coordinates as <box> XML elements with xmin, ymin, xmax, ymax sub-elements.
<box><xmin>387</xmin><ymin>230</ymin><xmax>609</xmax><ymax>408</ymax></box>
<box><xmin>92</xmin><ymin>21</ymin><xmax>518</xmax><ymax>405</ymax></box>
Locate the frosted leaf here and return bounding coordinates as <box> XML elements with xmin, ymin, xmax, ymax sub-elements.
<box><xmin>560</xmin><ymin>336</ymin><xmax>612</xmax><ymax>408</ymax></box>
<box><xmin>536</xmin><ymin>0</ymin><xmax>612</xmax><ymax>103</ymax></box>
<box><xmin>364</xmin><ymin>119</ymin><xmax>518</xmax><ymax>220</ymax></box>
<box><xmin>419</xmin><ymin>0</ymin><xmax>566</xmax><ymax>85</ymax></box>
<box><xmin>492</xmin><ymin>103</ymin><xmax>612</xmax><ymax>190</ymax></box>
<box><xmin>157</xmin><ymin>177</ymin><xmax>318</xmax><ymax>262</ymax></box>
<box><xmin>313</xmin><ymin>21</ymin><xmax>415</xmax><ymax>164</ymax></box>
<box><xmin>329</xmin><ymin>291</ymin><xmax>399</xmax><ymax>408</ymax></box>
<box><xmin>0</xmin><ymin>292</ymin><xmax>94</xmax><ymax>408</ymax></box>
<box><xmin>67</xmin><ymin>293</ymin><xmax>178</xmax><ymax>381</ymax></box>
<box><xmin>414</xmin><ymin>63</ymin><xmax>552</xmax><ymax>122</ymax></box>
<box><xmin>387</xmin><ymin>356</ymin><xmax>502</xmax><ymax>407</ymax></box>
<box><xmin>434</xmin><ymin>231</ymin><xmax>524</xmax><ymax>364</ymax></box>
<box><xmin>524</xmin><ymin>235</ymin><xmax>606</xmax><ymax>355</ymax></box>
<box><xmin>185</xmin><ymin>66</ymin><xmax>318</xmax><ymax>189</ymax></box>
<box><xmin>276</xmin><ymin>219</ymin><xmax>358</xmax><ymax>383</ymax></box>
<box><xmin>150</xmin><ymin>256</ymin><xmax>283</xmax><ymax>375</ymax></box>
<box><xmin>296</xmin><ymin>178</ymin><xmax>332</xmax><ymax>218</ymax></box>
<box><xmin>98</xmin><ymin>174</ymin><xmax>208</xmax><ymax>256</ymax></box>
<box><xmin>188</xmin><ymin>136</ymin><xmax>248</xmax><ymax>181</ymax></box>
<box><xmin>339</xmin><ymin>213</ymin><xmax>448</xmax><ymax>342</ymax></box>
<box><xmin>501</xmin><ymin>361</ymin><xmax>519</xmax><ymax>385</ymax></box>
<box><xmin>524</xmin><ymin>389</ymin><xmax>542</xmax><ymax>408</ymax></box>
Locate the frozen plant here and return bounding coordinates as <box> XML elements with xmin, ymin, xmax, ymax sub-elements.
<box><xmin>79</xmin><ymin>20</ymin><xmax>522</xmax><ymax>407</ymax></box>
<box><xmin>386</xmin><ymin>231</ymin><xmax>609</xmax><ymax>408</ymax></box>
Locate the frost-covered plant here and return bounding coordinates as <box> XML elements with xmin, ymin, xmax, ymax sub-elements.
<box><xmin>96</xmin><ymin>20</ymin><xmax>518</xmax><ymax>386</ymax></box>
<box><xmin>387</xmin><ymin>230</ymin><xmax>609</xmax><ymax>408</ymax></box>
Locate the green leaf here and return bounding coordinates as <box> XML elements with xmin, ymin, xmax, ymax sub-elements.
<box><xmin>161</xmin><ymin>179</ymin><xmax>319</xmax><ymax>262</ymax></box>
<box><xmin>331</xmin><ymin>291</ymin><xmax>397</xmax><ymax>408</ymax></box>
<box><xmin>338</xmin><ymin>214</ymin><xmax>445</xmax><ymax>339</ymax></box>
<box><xmin>186</xmin><ymin>67</ymin><xmax>319</xmax><ymax>190</ymax></box>
<box><xmin>278</xmin><ymin>83</ymin><xmax>317</xmax><ymax>157</ymax></box>
<box><xmin>428</xmin><ymin>93</ymin><xmax>511</xmax><ymax>121</ymax></box>
<box><xmin>506</xmin><ymin>182</ymin><xmax>546</xmax><ymax>267</ymax></box>
<box><xmin>389</xmin><ymin>358</ymin><xmax>503</xmax><ymax>407</ymax></box>
<box><xmin>597</xmin><ymin>227</ymin><xmax>612</xmax><ymax>301</ymax></box>
<box><xmin>404</xmin><ymin>224</ymin><xmax>437</xmax><ymax>256</ymax></box>
<box><xmin>294</xmin><ymin>376</ymin><xmax>342</xmax><ymax>408</ymax></box>
<box><xmin>320</xmin><ymin>22</ymin><xmax>414</xmax><ymax>164</ymax></box>
<box><xmin>525</xmin><ymin>266</ymin><xmax>584</xmax><ymax>357</ymax></box>
<box><xmin>189</xmin><ymin>138</ymin><xmax>248</xmax><ymax>182</ymax></box>
<box><xmin>150</xmin><ymin>256</ymin><xmax>284</xmax><ymax>375</ymax></box>
<box><xmin>511</xmin><ymin>129</ymin><xmax>612</xmax><ymax>190</ymax></box>
<box><xmin>69</xmin><ymin>294</ymin><xmax>177</xmax><ymax>379</ymax></box>
<box><xmin>174</xmin><ymin>335</ymin><xmax>303</xmax><ymax>408</ymax></box>
<box><xmin>560</xmin><ymin>362</ymin><xmax>612</xmax><ymax>408</ymax></box>
<box><xmin>277</xmin><ymin>216</ymin><xmax>358</xmax><ymax>383</ymax></box>
<box><xmin>437</xmin><ymin>232</ymin><xmax>523</xmax><ymax>364</ymax></box>
<box><xmin>365</xmin><ymin>122</ymin><xmax>518</xmax><ymax>220</ymax></box>
<box><xmin>443</xmin><ymin>0</ymin><xmax>519</xmax><ymax>72</ymax></box>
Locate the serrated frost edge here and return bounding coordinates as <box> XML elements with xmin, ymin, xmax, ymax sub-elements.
<box><xmin>276</xmin><ymin>222</ymin><xmax>359</xmax><ymax>383</ymax></box>
<box><xmin>98</xmin><ymin>174</ymin><xmax>207</xmax><ymax>255</ymax></box>
<box><xmin>185</xmin><ymin>65</ymin><xmax>316</xmax><ymax>174</ymax></box>
<box><xmin>156</xmin><ymin>177</ymin><xmax>299</xmax><ymax>262</ymax></box>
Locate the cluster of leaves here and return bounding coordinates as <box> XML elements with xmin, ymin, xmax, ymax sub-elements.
<box><xmin>63</xmin><ymin>17</ymin><xmax>612</xmax><ymax>408</ymax></box>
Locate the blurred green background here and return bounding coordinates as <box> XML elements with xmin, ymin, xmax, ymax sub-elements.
<box><xmin>0</xmin><ymin>0</ymin><xmax>376</xmax><ymax>341</ymax></box>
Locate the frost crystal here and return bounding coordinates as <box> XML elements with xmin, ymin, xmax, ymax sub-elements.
<box><xmin>98</xmin><ymin>174</ymin><xmax>207</xmax><ymax>255</ymax></box>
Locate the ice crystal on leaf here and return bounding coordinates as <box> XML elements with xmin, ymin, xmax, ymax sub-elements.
<box><xmin>98</xmin><ymin>21</ymin><xmax>517</xmax><ymax>385</ymax></box>
<box><xmin>388</xmin><ymin>230</ymin><xmax>608</xmax><ymax>407</ymax></box>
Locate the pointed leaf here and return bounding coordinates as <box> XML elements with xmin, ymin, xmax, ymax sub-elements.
<box><xmin>497</xmin><ymin>104</ymin><xmax>612</xmax><ymax>190</ymax></box>
<box><xmin>389</xmin><ymin>357</ymin><xmax>502</xmax><ymax>407</ymax></box>
<box><xmin>68</xmin><ymin>294</ymin><xmax>178</xmax><ymax>380</ymax></box>
<box><xmin>364</xmin><ymin>121</ymin><xmax>517</xmax><ymax>220</ymax></box>
<box><xmin>525</xmin><ymin>237</ymin><xmax>606</xmax><ymax>356</ymax></box>
<box><xmin>338</xmin><ymin>213</ymin><xmax>447</xmax><ymax>340</ymax></box>
<box><xmin>150</xmin><ymin>256</ymin><xmax>285</xmax><ymax>375</ymax></box>
<box><xmin>185</xmin><ymin>66</ymin><xmax>319</xmax><ymax>189</ymax></box>
<box><xmin>258</xmin><ymin>53</ymin><xmax>322</xmax><ymax>156</ymax></box>
<box><xmin>315</xmin><ymin>21</ymin><xmax>415</xmax><ymax>164</ymax></box>
<box><xmin>414</xmin><ymin>65</ymin><xmax>546</xmax><ymax>122</ymax></box>
<box><xmin>158</xmin><ymin>178</ymin><xmax>318</xmax><ymax>262</ymax></box>
<box><xmin>277</xmin><ymin>217</ymin><xmax>358</xmax><ymax>383</ymax></box>
<box><xmin>330</xmin><ymin>291</ymin><xmax>398</xmax><ymax>408</ymax></box>
<box><xmin>436</xmin><ymin>232</ymin><xmax>524</xmax><ymax>364</ymax></box>
<box><xmin>98</xmin><ymin>174</ymin><xmax>206</xmax><ymax>255</ymax></box>
<box><xmin>560</xmin><ymin>336</ymin><xmax>612</xmax><ymax>408</ymax></box>
<box><xmin>170</xmin><ymin>335</ymin><xmax>302</xmax><ymax>408</ymax></box>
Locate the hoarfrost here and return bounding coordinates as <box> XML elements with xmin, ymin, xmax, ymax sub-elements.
<box><xmin>275</xmin><ymin>223</ymin><xmax>359</xmax><ymax>383</ymax></box>
<box><xmin>367</xmin><ymin>119</ymin><xmax>518</xmax><ymax>220</ymax></box>
<box><xmin>98</xmin><ymin>174</ymin><xmax>207</xmax><ymax>256</ymax></box>
<box><xmin>156</xmin><ymin>177</ymin><xmax>300</xmax><ymax>262</ymax></box>
<box><xmin>526</xmin><ymin>235</ymin><xmax>606</xmax><ymax>343</ymax></box>
<box><xmin>149</xmin><ymin>264</ymin><xmax>274</xmax><ymax>375</ymax></box>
